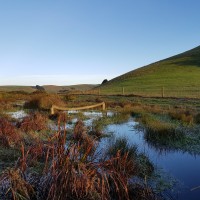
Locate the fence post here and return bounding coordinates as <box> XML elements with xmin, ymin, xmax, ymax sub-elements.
<box><xmin>122</xmin><ymin>87</ymin><xmax>125</xmax><ymax>95</ymax></box>
<box><xmin>98</xmin><ymin>88</ymin><xmax>100</xmax><ymax>96</ymax></box>
<box><xmin>51</xmin><ymin>106</ymin><xmax>55</xmax><ymax>115</ymax></box>
<box><xmin>162</xmin><ymin>86</ymin><xmax>164</xmax><ymax>98</ymax></box>
<box><xmin>102</xmin><ymin>102</ymin><xmax>106</xmax><ymax>110</ymax></box>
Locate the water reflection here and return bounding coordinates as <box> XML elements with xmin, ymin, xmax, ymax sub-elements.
<box><xmin>50</xmin><ymin>111</ymin><xmax>200</xmax><ymax>200</ymax></box>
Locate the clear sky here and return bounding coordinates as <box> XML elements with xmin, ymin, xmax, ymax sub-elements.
<box><xmin>0</xmin><ymin>0</ymin><xmax>200</xmax><ymax>86</ymax></box>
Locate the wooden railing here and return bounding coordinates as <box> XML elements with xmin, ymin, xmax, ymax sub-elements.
<box><xmin>50</xmin><ymin>102</ymin><xmax>106</xmax><ymax>115</ymax></box>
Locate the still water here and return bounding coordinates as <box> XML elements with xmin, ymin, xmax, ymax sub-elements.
<box><xmin>103</xmin><ymin>119</ymin><xmax>200</xmax><ymax>200</ymax></box>
<box><xmin>75</xmin><ymin>111</ymin><xmax>200</xmax><ymax>200</ymax></box>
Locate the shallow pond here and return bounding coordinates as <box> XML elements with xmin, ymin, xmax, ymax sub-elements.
<box><xmin>103</xmin><ymin>119</ymin><xmax>200</xmax><ymax>200</ymax></box>
<box><xmin>8</xmin><ymin>110</ymin><xmax>200</xmax><ymax>199</ymax></box>
<box><xmin>68</xmin><ymin>111</ymin><xmax>200</xmax><ymax>200</ymax></box>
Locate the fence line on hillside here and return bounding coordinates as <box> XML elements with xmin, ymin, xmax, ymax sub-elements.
<box><xmin>66</xmin><ymin>86</ymin><xmax>200</xmax><ymax>99</ymax></box>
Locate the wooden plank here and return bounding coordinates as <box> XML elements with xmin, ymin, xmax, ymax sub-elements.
<box><xmin>51</xmin><ymin>102</ymin><xmax>106</xmax><ymax>114</ymax></box>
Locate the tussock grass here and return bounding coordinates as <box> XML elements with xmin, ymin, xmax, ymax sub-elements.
<box><xmin>24</xmin><ymin>93</ymin><xmax>65</xmax><ymax>110</ymax></box>
<box><xmin>18</xmin><ymin>112</ymin><xmax>48</xmax><ymax>133</ymax></box>
<box><xmin>136</xmin><ymin>112</ymin><xmax>200</xmax><ymax>154</ymax></box>
<box><xmin>0</xmin><ymin>118</ymin><xmax>22</xmax><ymax>148</ymax></box>
<box><xmin>106</xmin><ymin>137</ymin><xmax>154</xmax><ymax>178</ymax></box>
<box><xmin>140</xmin><ymin>114</ymin><xmax>182</xmax><ymax>142</ymax></box>
<box><xmin>169</xmin><ymin>110</ymin><xmax>194</xmax><ymax>125</ymax></box>
<box><xmin>0</xmin><ymin>119</ymin><xmax>159</xmax><ymax>200</ymax></box>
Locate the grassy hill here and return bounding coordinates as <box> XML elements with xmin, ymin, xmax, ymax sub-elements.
<box><xmin>99</xmin><ymin>45</ymin><xmax>200</xmax><ymax>98</ymax></box>
<box><xmin>0</xmin><ymin>84</ymin><xmax>97</xmax><ymax>93</ymax></box>
<box><xmin>43</xmin><ymin>84</ymin><xmax>97</xmax><ymax>93</ymax></box>
<box><xmin>0</xmin><ymin>86</ymin><xmax>36</xmax><ymax>93</ymax></box>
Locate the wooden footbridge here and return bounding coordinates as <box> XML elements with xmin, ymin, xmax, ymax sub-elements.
<box><xmin>50</xmin><ymin>102</ymin><xmax>106</xmax><ymax>115</ymax></box>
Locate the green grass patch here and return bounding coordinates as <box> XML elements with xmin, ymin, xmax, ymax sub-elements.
<box><xmin>98</xmin><ymin>46</ymin><xmax>200</xmax><ymax>98</ymax></box>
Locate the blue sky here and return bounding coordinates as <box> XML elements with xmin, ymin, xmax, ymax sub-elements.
<box><xmin>0</xmin><ymin>0</ymin><xmax>200</xmax><ymax>85</ymax></box>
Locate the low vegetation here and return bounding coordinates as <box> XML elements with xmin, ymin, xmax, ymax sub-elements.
<box><xmin>1</xmin><ymin>89</ymin><xmax>200</xmax><ymax>199</ymax></box>
<box><xmin>18</xmin><ymin>112</ymin><xmax>48</xmax><ymax>133</ymax></box>
<box><xmin>0</xmin><ymin>118</ymin><xmax>160</xmax><ymax>200</ymax></box>
<box><xmin>0</xmin><ymin>118</ymin><xmax>22</xmax><ymax>148</ymax></box>
<box><xmin>24</xmin><ymin>93</ymin><xmax>66</xmax><ymax>110</ymax></box>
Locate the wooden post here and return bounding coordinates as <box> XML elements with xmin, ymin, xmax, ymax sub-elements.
<box><xmin>98</xmin><ymin>88</ymin><xmax>100</xmax><ymax>96</ymax></box>
<box><xmin>102</xmin><ymin>102</ymin><xmax>106</xmax><ymax>110</ymax></box>
<box><xmin>51</xmin><ymin>106</ymin><xmax>55</xmax><ymax>115</ymax></box>
<box><xmin>162</xmin><ymin>86</ymin><xmax>164</xmax><ymax>98</ymax></box>
<box><xmin>122</xmin><ymin>87</ymin><xmax>125</xmax><ymax>95</ymax></box>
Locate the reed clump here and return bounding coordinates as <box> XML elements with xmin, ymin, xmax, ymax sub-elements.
<box><xmin>24</xmin><ymin>93</ymin><xmax>65</xmax><ymax>110</ymax></box>
<box><xmin>18</xmin><ymin>112</ymin><xmax>48</xmax><ymax>133</ymax></box>
<box><xmin>0</xmin><ymin>118</ymin><xmax>159</xmax><ymax>200</ymax></box>
<box><xmin>141</xmin><ymin>114</ymin><xmax>177</xmax><ymax>136</ymax></box>
<box><xmin>169</xmin><ymin>110</ymin><xmax>194</xmax><ymax>124</ymax></box>
<box><xmin>0</xmin><ymin>118</ymin><xmax>22</xmax><ymax>147</ymax></box>
<box><xmin>106</xmin><ymin>137</ymin><xmax>154</xmax><ymax>178</ymax></box>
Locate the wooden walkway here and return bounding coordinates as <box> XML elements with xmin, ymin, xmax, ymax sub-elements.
<box><xmin>51</xmin><ymin>102</ymin><xmax>106</xmax><ymax>115</ymax></box>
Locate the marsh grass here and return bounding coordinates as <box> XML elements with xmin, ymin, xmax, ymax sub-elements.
<box><xmin>0</xmin><ymin>118</ymin><xmax>22</xmax><ymax>148</ymax></box>
<box><xmin>18</xmin><ymin>112</ymin><xmax>48</xmax><ymax>133</ymax></box>
<box><xmin>24</xmin><ymin>93</ymin><xmax>65</xmax><ymax>110</ymax></box>
<box><xmin>139</xmin><ymin>114</ymin><xmax>184</xmax><ymax>147</ymax></box>
<box><xmin>0</xmin><ymin>118</ymin><xmax>159</xmax><ymax>200</ymax></box>
<box><xmin>135</xmin><ymin>112</ymin><xmax>200</xmax><ymax>154</ymax></box>
<box><xmin>106</xmin><ymin>137</ymin><xmax>154</xmax><ymax>179</ymax></box>
<box><xmin>169</xmin><ymin>110</ymin><xmax>194</xmax><ymax>125</ymax></box>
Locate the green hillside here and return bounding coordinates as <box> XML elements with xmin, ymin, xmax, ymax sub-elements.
<box><xmin>99</xmin><ymin>45</ymin><xmax>200</xmax><ymax>98</ymax></box>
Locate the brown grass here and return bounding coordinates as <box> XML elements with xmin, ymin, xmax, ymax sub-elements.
<box><xmin>18</xmin><ymin>112</ymin><xmax>48</xmax><ymax>133</ymax></box>
<box><xmin>0</xmin><ymin>118</ymin><xmax>22</xmax><ymax>147</ymax></box>
<box><xmin>0</xmin><ymin>118</ymin><xmax>159</xmax><ymax>200</ymax></box>
<box><xmin>0</xmin><ymin>168</ymin><xmax>35</xmax><ymax>200</ymax></box>
<box><xmin>24</xmin><ymin>93</ymin><xmax>66</xmax><ymax>110</ymax></box>
<box><xmin>169</xmin><ymin>110</ymin><xmax>194</xmax><ymax>124</ymax></box>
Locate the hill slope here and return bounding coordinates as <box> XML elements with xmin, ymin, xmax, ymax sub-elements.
<box><xmin>0</xmin><ymin>84</ymin><xmax>97</xmax><ymax>93</ymax></box>
<box><xmin>99</xmin><ymin>45</ymin><xmax>200</xmax><ymax>98</ymax></box>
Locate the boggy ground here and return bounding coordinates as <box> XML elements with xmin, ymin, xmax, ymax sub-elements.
<box><xmin>0</xmin><ymin>108</ymin><xmax>160</xmax><ymax>199</ymax></box>
<box><xmin>1</xmin><ymin>91</ymin><xmax>200</xmax><ymax>199</ymax></box>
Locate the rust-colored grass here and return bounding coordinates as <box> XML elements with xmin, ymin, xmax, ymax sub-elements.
<box><xmin>0</xmin><ymin>119</ymin><xmax>159</xmax><ymax>200</ymax></box>
<box><xmin>18</xmin><ymin>112</ymin><xmax>48</xmax><ymax>133</ymax></box>
<box><xmin>0</xmin><ymin>118</ymin><xmax>22</xmax><ymax>147</ymax></box>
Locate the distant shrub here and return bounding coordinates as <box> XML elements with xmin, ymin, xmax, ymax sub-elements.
<box><xmin>64</xmin><ymin>94</ymin><xmax>76</xmax><ymax>102</ymax></box>
<box><xmin>35</xmin><ymin>85</ymin><xmax>45</xmax><ymax>91</ymax></box>
<box><xmin>101</xmin><ymin>79</ymin><xmax>108</xmax><ymax>84</ymax></box>
<box><xmin>24</xmin><ymin>94</ymin><xmax>65</xmax><ymax>110</ymax></box>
